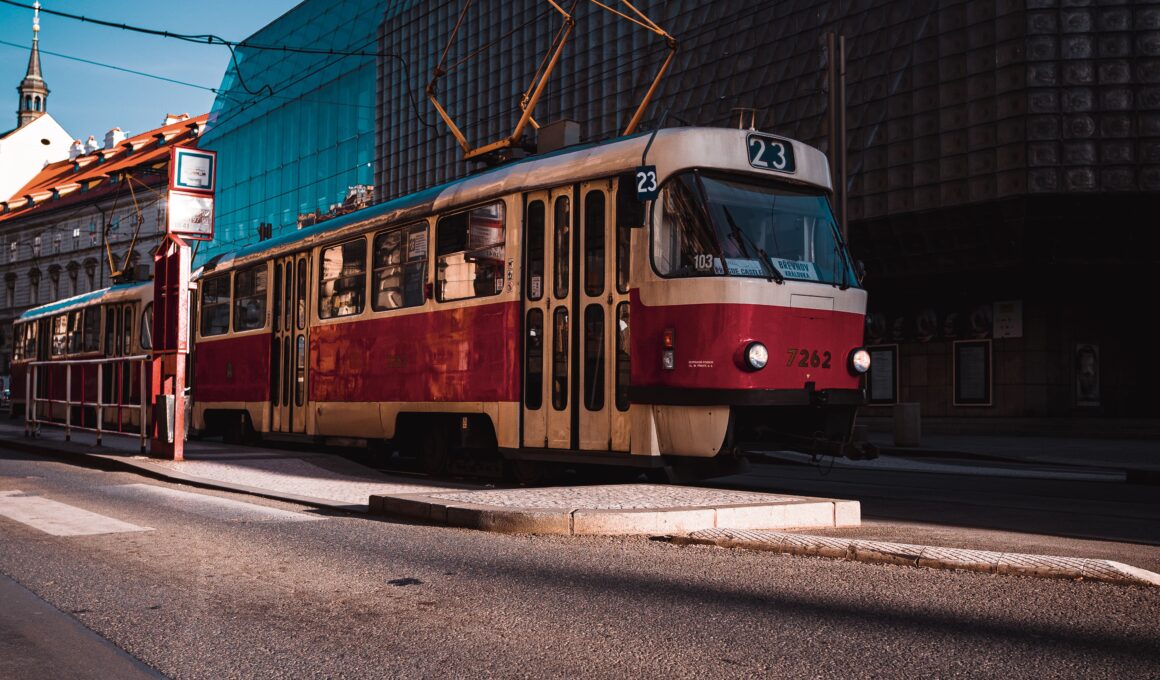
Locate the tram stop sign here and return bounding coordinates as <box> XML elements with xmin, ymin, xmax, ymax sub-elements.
<box><xmin>167</xmin><ymin>146</ymin><xmax>216</xmax><ymax>241</ymax></box>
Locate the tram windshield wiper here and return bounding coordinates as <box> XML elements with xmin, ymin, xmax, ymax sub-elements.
<box><xmin>722</xmin><ymin>205</ymin><xmax>784</xmax><ymax>284</ymax></box>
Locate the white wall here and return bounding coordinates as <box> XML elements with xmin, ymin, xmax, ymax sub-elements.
<box><xmin>0</xmin><ymin>114</ymin><xmax>73</xmax><ymax>202</ymax></box>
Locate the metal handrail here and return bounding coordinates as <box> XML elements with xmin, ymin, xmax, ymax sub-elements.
<box><xmin>25</xmin><ymin>354</ymin><xmax>150</xmax><ymax>452</ymax></box>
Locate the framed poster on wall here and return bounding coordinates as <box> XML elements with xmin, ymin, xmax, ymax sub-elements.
<box><xmin>953</xmin><ymin>339</ymin><xmax>992</xmax><ymax>406</ymax></box>
<box><xmin>866</xmin><ymin>345</ymin><xmax>898</xmax><ymax>404</ymax></box>
<box><xmin>1075</xmin><ymin>343</ymin><xmax>1100</xmax><ymax>406</ymax></box>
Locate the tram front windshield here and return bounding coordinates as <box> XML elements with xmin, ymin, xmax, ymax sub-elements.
<box><xmin>653</xmin><ymin>171</ymin><xmax>858</xmax><ymax>287</ymax></box>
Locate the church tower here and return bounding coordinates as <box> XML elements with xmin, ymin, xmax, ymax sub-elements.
<box><xmin>16</xmin><ymin>1</ymin><xmax>49</xmax><ymax>129</ymax></box>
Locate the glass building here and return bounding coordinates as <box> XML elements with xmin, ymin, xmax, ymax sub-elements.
<box><xmin>197</xmin><ymin>0</ymin><xmax>379</xmax><ymax>263</ymax></box>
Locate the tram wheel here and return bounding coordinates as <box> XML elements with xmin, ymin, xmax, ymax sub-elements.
<box><xmin>419</xmin><ymin>427</ymin><xmax>449</xmax><ymax>477</ymax></box>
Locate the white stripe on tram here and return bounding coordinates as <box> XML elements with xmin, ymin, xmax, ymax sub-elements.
<box><xmin>0</xmin><ymin>490</ymin><xmax>153</xmax><ymax>536</ymax></box>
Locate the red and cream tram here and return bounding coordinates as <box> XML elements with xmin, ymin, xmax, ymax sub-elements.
<box><xmin>189</xmin><ymin>127</ymin><xmax>872</xmax><ymax>474</ymax></box>
<box><xmin>10</xmin><ymin>281</ymin><xmax>156</xmax><ymax>431</ymax></box>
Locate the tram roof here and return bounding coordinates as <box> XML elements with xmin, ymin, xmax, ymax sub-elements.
<box><xmin>17</xmin><ymin>281</ymin><xmax>151</xmax><ymax>322</ymax></box>
<box><xmin>205</xmin><ymin>127</ymin><xmax>831</xmax><ymax>271</ymax></box>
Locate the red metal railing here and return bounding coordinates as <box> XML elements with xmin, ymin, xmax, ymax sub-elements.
<box><xmin>25</xmin><ymin>355</ymin><xmax>150</xmax><ymax>452</ymax></box>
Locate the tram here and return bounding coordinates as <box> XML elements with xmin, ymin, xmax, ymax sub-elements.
<box><xmin>10</xmin><ymin>281</ymin><xmax>156</xmax><ymax>431</ymax></box>
<box><xmin>10</xmin><ymin>127</ymin><xmax>872</xmax><ymax>476</ymax></box>
<box><xmin>190</xmin><ymin>127</ymin><xmax>871</xmax><ymax>474</ymax></box>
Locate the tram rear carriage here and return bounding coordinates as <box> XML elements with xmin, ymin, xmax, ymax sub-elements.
<box><xmin>10</xmin><ymin>282</ymin><xmax>155</xmax><ymax>429</ymax></box>
<box><xmin>190</xmin><ymin>127</ymin><xmax>872</xmax><ymax>472</ymax></box>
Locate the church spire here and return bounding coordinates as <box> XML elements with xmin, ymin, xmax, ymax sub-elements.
<box><xmin>16</xmin><ymin>1</ymin><xmax>50</xmax><ymax>129</ymax></box>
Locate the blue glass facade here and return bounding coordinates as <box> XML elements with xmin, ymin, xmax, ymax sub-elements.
<box><xmin>197</xmin><ymin>0</ymin><xmax>379</xmax><ymax>263</ymax></box>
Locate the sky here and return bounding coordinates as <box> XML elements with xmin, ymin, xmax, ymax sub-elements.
<box><xmin>0</xmin><ymin>0</ymin><xmax>301</xmax><ymax>139</ymax></box>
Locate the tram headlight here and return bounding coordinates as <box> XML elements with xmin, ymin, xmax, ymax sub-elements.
<box><xmin>849</xmin><ymin>348</ymin><xmax>871</xmax><ymax>375</ymax></box>
<box><xmin>744</xmin><ymin>342</ymin><xmax>768</xmax><ymax>371</ymax></box>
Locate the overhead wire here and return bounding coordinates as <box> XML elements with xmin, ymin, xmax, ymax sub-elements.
<box><xmin>0</xmin><ymin>38</ymin><xmax>218</xmax><ymax>92</ymax></box>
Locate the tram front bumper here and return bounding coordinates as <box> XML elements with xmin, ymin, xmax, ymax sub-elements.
<box><xmin>628</xmin><ymin>385</ymin><xmax>874</xmax><ymax>460</ymax></box>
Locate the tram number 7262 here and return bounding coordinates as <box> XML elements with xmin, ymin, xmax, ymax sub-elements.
<box><xmin>786</xmin><ymin>348</ymin><xmax>832</xmax><ymax>369</ymax></box>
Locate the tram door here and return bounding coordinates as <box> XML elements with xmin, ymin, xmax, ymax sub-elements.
<box><xmin>523</xmin><ymin>181</ymin><xmax>628</xmax><ymax>452</ymax></box>
<box><xmin>271</xmin><ymin>254</ymin><xmax>310</xmax><ymax>433</ymax></box>
<box><xmin>102</xmin><ymin>303</ymin><xmax>135</xmax><ymax>414</ymax></box>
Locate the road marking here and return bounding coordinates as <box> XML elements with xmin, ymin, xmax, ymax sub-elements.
<box><xmin>0</xmin><ymin>490</ymin><xmax>153</xmax><ymax>536</ymax></box>
<box><xmin>102</xmin><ymin>484</ymin><xmax>324</xmax><ymax>523</ymax></box>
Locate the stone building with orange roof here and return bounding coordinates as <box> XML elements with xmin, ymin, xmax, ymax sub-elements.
<box><xmin>0</xmin><ymin>113</ymin><xmax>208</xmax><ymax>377</ymax></box>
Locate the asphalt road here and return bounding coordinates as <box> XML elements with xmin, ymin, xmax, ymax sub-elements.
<box><xmin>720</xmin><ymin>452</ymin><xmax>1160</xmax><ymax>541</ymax></box>
<box><xmin>2</xmin><ymin>448</ymin><xmax>1159</xmax><ymax>679</ymax></box>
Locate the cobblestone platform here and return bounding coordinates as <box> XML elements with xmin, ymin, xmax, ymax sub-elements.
<box><xmin>371</xmin><ymin>484</ymin><xmax>860</xmax><ymax>535</ymax></box>
<box><xmin>147</xmin><ymin>458</ymin><xmax>475</xmax><ymax>508</ymax></box>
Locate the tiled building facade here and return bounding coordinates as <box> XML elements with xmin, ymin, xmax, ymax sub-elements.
<box><xmin>0</xmin><ymin>115</ymin><xmax>207</xmax><ymax>376</ymax></box>
<box><xmin>370</xmin><ymin>0</ymin><xmax>1157</xmax><ymax>422</ymax></box>
<box><xmin>195</xmin><ymin>0</ymin><xmax>1157</xmax><ymax>423</ymax></box>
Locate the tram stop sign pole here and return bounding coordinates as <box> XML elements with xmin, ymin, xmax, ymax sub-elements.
<box><xmin>150</xmin><ymin>232</ymin><xmax>190</xmax><ymax>460</ymax></box>
<box><xmin>152</xmin><ymin>145</ymin><xmax>216</xmax><ymax>460</ymax></box>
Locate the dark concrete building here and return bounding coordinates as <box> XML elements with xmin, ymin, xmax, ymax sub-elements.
<box><xmin>371</xmin><ymin>0</ymin><xmax>1158</xmax><ymax>426</ymax></box>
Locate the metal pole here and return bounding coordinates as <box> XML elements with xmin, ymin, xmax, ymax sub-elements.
<box><xmin>838</xmin><ymin>34</ymin><xmax>848</xmax><ymax>240</ymax></box>
<box><xmin>65</xmin><ymin>364</ymin><xmax>71</xmax><ymax>441</ymax></box>
<box><xmin>96</xmin><ymin>364</ymin><xmax>102</xmax><ymax>446</ymax></box>
<box><xmin>24</xmin><ymin>366</ymin><xmax>31</xmax><ymax>437</ymax></box>
<box><xmin>139</xmin><ymin>359</ymin><xmax>146</xmax><ymax>454</ymax></box>
<box><xmin>826</xmin><ymin>33</ymin><xmax>839</xmax><ymax>231</ymax></box>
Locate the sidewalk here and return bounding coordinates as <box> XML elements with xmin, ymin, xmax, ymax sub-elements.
<box><xmin>866</xmin><ymin>431</ymin><xmax>1160</xmax><ymax>475</ymax></box>
<box><xmin>0</xmin><ymin>420</ymin><xmax>858</xmax><ymax>535</ymax></box>
<box><xmin>0</xmin><ymin>420</ymin><xmax>477</xmax><ymax>511</ymax></box>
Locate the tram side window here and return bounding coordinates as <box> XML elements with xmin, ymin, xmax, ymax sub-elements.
<box><xmin>435</xmin><ymin>201</ymin><xmax>506</xmax><ymax>302</ymax></box>
<box><xmin>525</xmin><ymin>200</ymin><xmax>545</xmax><ymax>301</ymax></box>
<box><xmin>50</xmin><ymin>314</ymin><xmax>68</xmax><ymax>356</ymax></box>
<box><xmin>233</xmin><ymin>264</ymin><xmax>268</xmax><ymax>331</ymax></box>
<box><xmin>372</xmin><ymin>223</ymin><xmax>428</xmax><ymax>311</ymax></box>
<box><xmin>82</xmin><ymin>307</ymin><xmax>100</xmax><ymax>353</ymax></box>
<box><xmin>104</xmin><ymin>307</ymin><xmax>116</xmax><ymax>354</ymax></box>
<box><xmin>12</xmin><ymin>323</ymin><xmax>26</xmax><ymax>361</ymax></box>
<box><xmin>17</xmin><ymin>322</ymin><xmax>38</xmax><ymax>361</ymax></box>
<box><xmin>319</xmin><ymin>239</ymin><xmax>366</xmax><ymax>319</ymax></box>
<box><xmin>584</xmin><ymin>191</ymin><xmax>605</xmax><ymax>297</ymax></box>
<box><xmin>140</xmin><ymin>303</ymin><xmax>153</xmax><ymax>350</ymax></box>
<box><xmin>122</xmin><ymin>307</ymin><xmax>132</xmax><ymax>355</ymax></box>
<box><xmin>66</xmin><ymin>310</ymin><xmax>83</xmax><ymax>354</ymax></box>
<box><xmin>200</xmin><ymin>274</ymin><xmax>231</xmax><ymax>336</ymax></box>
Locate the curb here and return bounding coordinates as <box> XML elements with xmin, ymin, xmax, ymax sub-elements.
<box><xmin>371</xmin><ymin>488</ymin><xmax>862</xmax><ymax>536</ymax></box>
<box><xmin>670</xmin><ymin>529</ymin><xmax>1160</xmax><ymax>587</ymax></box>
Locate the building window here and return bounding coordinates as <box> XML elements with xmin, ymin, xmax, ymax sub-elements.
<box><xmin>319</xmin><ymin>239</ymin><xmax>366</xmax><ymax>319</ymax></box>
<box><xmin>4</xmin><ymin>275</ymin><xmax>14</xmax><ymax>309</ymax></box>
<box><xmin>435</xmin><ymin>201</ymin><xmax>506</xmax><ymax>302</ymax></box>
<box><xmin>28</xmin><ymin>269</ymin><xmax>40</xmax><ymax>305</ymax></box>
